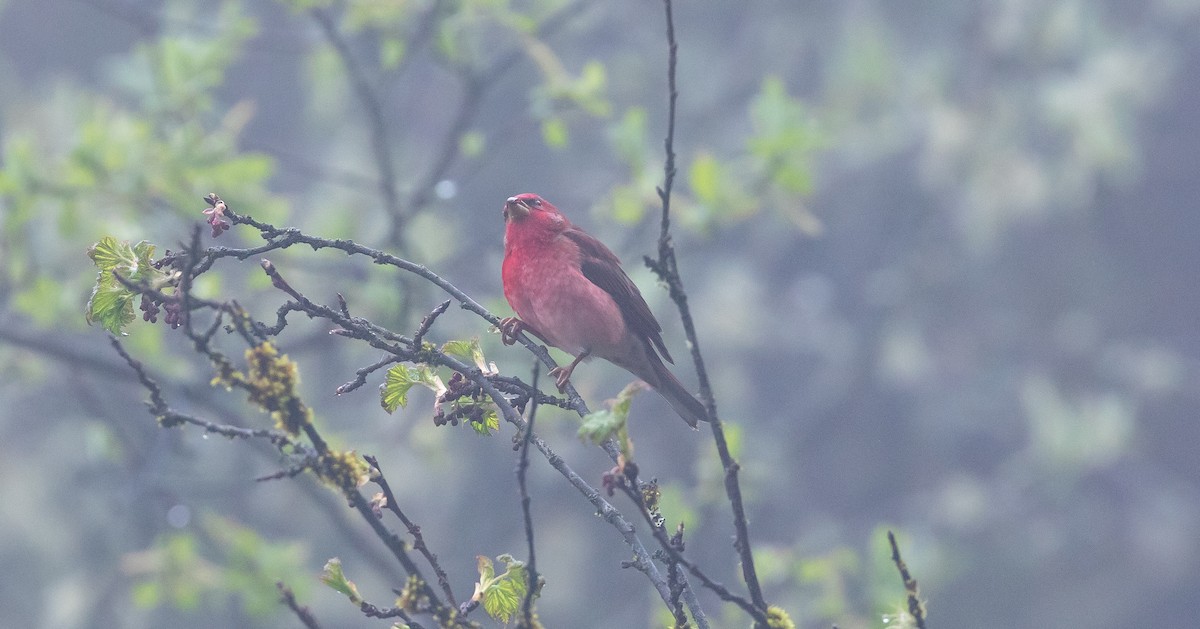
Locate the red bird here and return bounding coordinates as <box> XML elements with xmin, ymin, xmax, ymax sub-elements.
<box><xmin>499</xmin><ymin>193</ymin><xmax>707</xmax><ymax>427</ymax></box>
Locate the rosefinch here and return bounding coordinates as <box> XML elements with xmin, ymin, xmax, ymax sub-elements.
<box><xmin>499</xmin><ymin>193</ymin><xmax>707</xmax><ymax>427</ymax></box>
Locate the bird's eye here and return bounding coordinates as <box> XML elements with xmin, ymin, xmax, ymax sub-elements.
<box><xmin>528</xmin><ymin>198</ymin><xmax>542</xmax><ymax>207</ymax></box>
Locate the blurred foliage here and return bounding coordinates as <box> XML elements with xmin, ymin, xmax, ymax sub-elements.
<box><xmin>1</xmin><ymin>0</ymin><xmax>1199</xmax><ymax>628</ymax></box>
<box><xmin>126</xmin><ymin>515</ymin><xmax>309</xmax><ymax>618</ymax></box>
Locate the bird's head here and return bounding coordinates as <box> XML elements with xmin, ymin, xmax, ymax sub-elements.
<box><xmin>504</xmin><ymin>193</ymin><xmax>562</xmax><ymax>220</ymax></box>
<box><xmin>503</xmin><ymin>193</ymin><xmax>566</xmax><ymax>230</ymax></box>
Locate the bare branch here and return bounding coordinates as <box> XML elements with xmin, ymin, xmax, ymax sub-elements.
<box><xmin>336</xmin><ymin>355</ymin><xmax>400</xmax><ymax>396</ymax></box>
<box><xmin>278</xmin><ymin>582</ymin><xmax>323</xmax><ymax>629</ymax></box>
<box><xmin>888</xmin><ymin>531</ymin><xmax>928</xmax><ymax>629</ymax></box>
<box><xmin>517</xmin><ymin>364</ymin><xmax>541</xmax><ymax>627</ymax></box>
<box><xmin>617</xmin><ymin>479</ymin><xmax>745</xmax><ymax>627</ymax></box>
<box><xmin>364</xmin><ymin>454</ymin><xmax>459</xmax><ymax>609</ymax></box>
<box><xmin>647</xmin><ymin>0</ymin><xmax>769</xmax><ymax>622</ymax></box>
<box><xmin>412</xmin><ymin>299</ymin><xmax>453</xmax><ymax>348</ymax></box>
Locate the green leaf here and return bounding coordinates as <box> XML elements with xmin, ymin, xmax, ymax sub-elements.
<box><xmin>748</xmin><ymin>76</ymin><xmax>818</xmax><ymax>196</ymax></box>
<box><xmin>381</xmin><ymin>365</ymin><xmax>443</xmax><ymax>413</ymax></box>
<box><xmin>441</xmin><ymin>339</ymin><xmax>476</xmax><ymax>360</ymax></box>
<box><xmin>131</xmin><ymin>581</ymin><xmax>161</xmax><ymax>609</ymax></box>
<box><xmin>577</xmin><ymin>381</ymin><xmax>644</xmax><ymax>458</ymax></box>
<box><xmin>87</xmin><ymin>236</ymin><xmax>135</xmax><ymax>271</ymax></box>
<box><xmin>85</xmin><ymin>237</ymin><xmax>164</xmax><ymax>334</ymax></box>
<box><xmin>442</xmin><ymin>338</ymin><xmax>492</xmax><ymax>374</ymax></box>
<box><xmin>86</xmin><ymin>278</ymin><xmax>137</xmax><ymax>335</ymax></box>
<box><xmin>577</xmin><ymin>409</ymin><xmax>623</xmax><ymax>445</ymax></box>
<box><xmin>381</xmin><ymin>365</ymin><xmax>419</xmax><ymax>413</ymax></box>
<box><xmin>609</xmin><ymin>184</ymin><xmax>647</xmax><ymax>225</ymax></box>
<box><xmin>320</xmin><ymin>558</ymin><xmax>362</xmax><ymax>604</ymax></box>
<box><xmin>470</xmin><ymin>407</ymin><xmax>500</xmax><ymax>436</ymax></box>
<box><xmin>474</xmin><ymin>554</ymin><xmax>529</xmax><ymax>624</ymax></box>
<box><xmin>574</xmin><ymin>61</ymin><xmax>611</xmax><ymax>117</ymax></box>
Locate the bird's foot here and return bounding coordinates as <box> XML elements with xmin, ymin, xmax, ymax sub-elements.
<box><xmin>549</xmin><ymin>349</ymin><xmax>591</xmax><ymax>392</ymax></box>
<box><xmin>498</xmin><ymin>317</ymin><xmax>526</xmax><ymax>345</ymax></box>
<box><xmin>548</xmin><ymin>366</ymin><xmax>573</xmax><ymax>392</ymax></box>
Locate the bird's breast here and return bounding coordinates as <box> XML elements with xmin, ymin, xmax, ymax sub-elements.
<box><xmin>503</xmin><ymin>237</ymin><xmax>627</xmax><ymax>356</ymax></box>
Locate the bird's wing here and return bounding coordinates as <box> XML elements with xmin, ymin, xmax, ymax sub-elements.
<box><xmin>562</xmin><ymin>227</ymin><xmax>674</xmax><ymax>363</ymax></box>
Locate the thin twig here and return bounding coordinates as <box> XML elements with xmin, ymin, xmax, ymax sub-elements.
<box><xmin>364</xmin><ymin>454</ymin><xmax>459</xmax><ymax>609</ymax></box>
<box><xmin>102</xmin><ymin>332</ymin><xmax>410</xmax><ymax>591</ymax></box>
<box><xmin>648</xmin><ymin>0</ymin><xmax>769</xmax><ymax>622</ymax></box>
<box><xmin>109</xmin><ymin>337</ymin><xmax>297</xmax><ymax>446</ymax></box>
<box><xmin>619</xmin><ymin>483</ymin><xmax>751</xmax><ymax>626</ymax></box>
<box><xmin>278</xmin><ymin>582</ymin><xmax>323</xmax><ymax>629</ymax></box>
<box><xmin>412</xmin><ymin>299</ymin><xmax>453</xmax><ymax>348</ymax></box>
<box><xmin>361</xmin><ymin>600</ymin><xmax>424</xmax><ymax>626</ymax></box>
<box><xmin>336</xmin><ymin>355</ymin><xmax>400</xmax><ymax>396</ymax></box>
<box><xmin>888</xmin><ymin>531</ymin><xmax>928</xmax><ymax>629</ymax></box>
<box><xmin>517</xmin><ymin>363</ymin><xmax>541</xmax><ymax>627</ymax></box>
<box><xmin>667</xmin><ymin>523</ymin><xmax>689</xmax><ymax>629</ymax></box>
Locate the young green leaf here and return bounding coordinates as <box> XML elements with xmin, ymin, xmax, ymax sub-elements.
<box><xmin>442</xmin><ymin>338</ymin><xmax>497</xmax><ymax>375</ymax></box>
<box><xmin>86</xmin><ymin>277</ymin><xmax>138</xmax><ymax>335</ymax></box>
<box><xmin>441</xmin><ymin>338</ymin><xmax>476</xmax><ymax>360</ymax></box>
<box><xmin>472</xmin><ymin>554</ymin><xmax>529</xmax><ymax>624</ymax></box>
<box><xmin>381</xmin><ymin>365</ymin><xmax>421</xmax><ymax>413</ymax></box>
<box><xmin>469</xmin><ymin>406</ymin><xmax>500</xmax><ymax>436</ymax></box>
<box><xmin>319</xmin><ymin>558</ymin><xmax>362</xmax><ymax>604</ymax></box>
<box><xmin>577</xmin><ymin>408</ymin><xmax>623</xmax><ymax>445</ymax></box>
<box><xmin>577</xmin><ymin>381</ymin><xmax>645</xmax><ymax>458</ymax></box>
<box><xmin>85</xmin><ymin>237</ymin><xmax>165</xmax><ymax>334</ymax></box>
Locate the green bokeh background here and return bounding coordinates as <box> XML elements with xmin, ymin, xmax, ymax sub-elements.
<box><xmin>2</xmin><ymin>1</ymin><xmax>1198</xmax><ymax>627</ymax></box>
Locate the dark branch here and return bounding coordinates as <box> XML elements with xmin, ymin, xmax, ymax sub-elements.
<box><xmin>412</xmin><ymin>299</ymin><xmax>452</xmax><ymax>348</ymax></box>
<box><xmin>336</xmin><ymin>355</ymin><xmax>400</xmax><ymax>396</ymax></box>
<box><xmin>647</xmin><ymin>0</ymin><xmax>769</xmax><ymax>621</ymax></box>
<box><xmin>667</xmin><ymin>523</ymin><xmax>689</xmax><ymax>629</ymax></box>
<box><xmin>129</xmin><ymin>194</ymin><xmax>690</xmax><ymax>617</ymax></box>
<box><xmin>888</xmin><ymin>531</ymin><xmax>928</xmax><ymax>629</ymax></box>
<box><xmin>517</xmin><ymin>363</ymin><xmax>541</xmax><ymax>626</ymax></box>
<box><xmin>364</xmin><ymin>454</ymin><xmax>459</xmax><ymax>609</ymax></box>
<box><xmin>109</xmin><ymin>336</ymin><xmax>297</xmax><ymax>446</ymax></box>
<box><xmin>278</xmin><ymin>582</ymin><xmax>323</xmax><ymax>629</ymax></box>
<box><xmin>619</xmin><ymin>480</ymin><xmax>750</xmax><ymax>626</ymax></box>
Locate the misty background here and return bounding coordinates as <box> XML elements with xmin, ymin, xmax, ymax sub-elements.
<box><xmin>1</xmin><ymin>0</ymin><xmax>1198</xmax><ymax>627</ymax></box>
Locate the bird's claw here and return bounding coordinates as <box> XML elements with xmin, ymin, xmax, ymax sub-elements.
<box><xmin>548</xmin><ymin>349</ymin><xmax>589</xmax><ymax>392</ymax></box>
<box><xmin>548</xmin><ymin>366</ymin><xmax>572</xmax><ymax>392</ymax></box>
<box><xmin>498</xmin><ymin>317</ymin><xmax>525</xmax><ymax>346</ymax></box>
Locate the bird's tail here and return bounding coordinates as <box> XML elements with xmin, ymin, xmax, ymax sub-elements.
<box><xmin>647</xmin><ymin>352</ymin><xmax>709</xmax><ymax>428</ymax></box>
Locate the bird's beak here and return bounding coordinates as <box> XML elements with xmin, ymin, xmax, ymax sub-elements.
<box><xmin>504</xmin><ymin>197</ymin><xmax>530</xmax><ymax>220</ymax></box>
